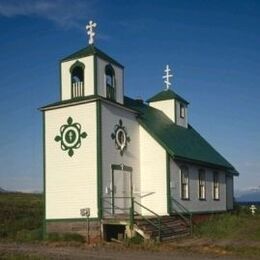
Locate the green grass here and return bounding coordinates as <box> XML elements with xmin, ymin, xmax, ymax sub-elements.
<box><xmin>0</xmin><ymin>193</ymin><xmax>85</xmax><ymax>243</ymax></box>
<box><xmin>194</xmin><ymin>208</ymin><xmax>260</xmax><ymax>240</ymax></box>
<box><xmin>0</xmin><ymin>193</ymin><xmax>44</xmax><ymax>241</ymax></box>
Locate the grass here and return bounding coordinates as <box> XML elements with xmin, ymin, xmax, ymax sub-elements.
<box><xmin>0</xmin><ymin>192</ymin><xmax>44</xmax><ymax>241</ymax></box>
<box><xmin>0</xmin><ymin>192</ymin><xmax>86</xmax><ymax>244</ymax></box>
<box><xmin>194</xmin><ymin>207</ymin><xmax>260</xmax><ymax>241</ymax></box>
<box><xmin>0</xmin><ymin>192</ymin><xmax>260</xmax><ymax>258</ymax></box>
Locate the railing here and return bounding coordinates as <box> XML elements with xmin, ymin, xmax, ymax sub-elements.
<box><xmin>106</xmin><ymin>85</ymin><xmax>115</xmax><ymax>100</ymax></box>
<box><xmin>171</xmin><ymin>197</ymin><xmax>193</xmax><ymax>235</ymax></box>
<box><xmin>132</xmin><ymin>199</ymin><xmax>162</xmax><ymax>241</ymax></box>
<box><xmin>72</xmin><ymin>82</ymin><xmax>84</xmax><ymax>98</ymax></box>
<box><xmin>103</xmin><ymin>196</ymin><xmax>132</xmax><ymax>216</ymax></box>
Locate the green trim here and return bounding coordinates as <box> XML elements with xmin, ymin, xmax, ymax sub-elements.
<box><xmin>42</xmin><ymin>112</ymin><xmax>47</xmax><ymax>239</ymax></box>
<box><xmin>111</xmin><ymin>164</ymin><xmax>133</xmax><ymax>172</ymax></box>
<box><xmin>46</xmin><ymin>218</ymin><xmax>99</xmax><ymax>223</ymax></box>
<box><xmin>94</xmin><ymin>55</ymin><xmax>98</xmax><ymax>96</ymax></box>
<box><xmin>166</xmin><ymin>153</ymin><xmax>172</xmax><ymax>215</ymax></box>
<box><xmin>146</xmin><ymin>89</ymin><xmax>189</xmax><ymax>104</ymax></box>
<box><xmin>96</xmin><ymin>100</ymin><xmax>103</xmax><ymax>219</ymax></box>
<box><xmin>69</xmin><ymin>60</ymin><xmax>85</xmax><ymax>73</ymax></box>
<box><xmin>111</xmin><ymin>163</ymin><xmax>133</xmax><ymax>215</ymax></box>
<box><xmin>59</xmin><ymin>62</ymin><xmax>62</xmax><ymax>100</ymax></box>
<box><xmin>174</xmin><ymin>157</ymin><xmax>236</xmax><ymax>174</ymax></box>
<box><xmin>61</xmin><ymin>45</ymin><xmax>124</xmax><ymax>68</ymax></box>
<box><xmin>174</xmin><ymin>99</ymin><xmax>177</xmax><ymax>124</ymax></box>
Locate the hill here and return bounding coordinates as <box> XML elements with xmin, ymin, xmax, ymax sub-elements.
<box><xmin>235</xmin><ymin>187</ymin><xmax>260</xmax><ymax>202</ymax></box>
<box><xmin>0</xmin><ymin>187</ymin><xmax>6</xmax><ymax>193</ymax></box>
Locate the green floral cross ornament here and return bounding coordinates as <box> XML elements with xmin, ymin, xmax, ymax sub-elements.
<box><xmin>54</xmin><ymin>117</ymin><xmax>87</xmax><ymax>157</ymax></box>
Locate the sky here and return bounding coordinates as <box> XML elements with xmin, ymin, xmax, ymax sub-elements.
<box><xmin>0</xmin><ymin>0</ymin><xmax>259</xmax><ymax>192</ymax></box>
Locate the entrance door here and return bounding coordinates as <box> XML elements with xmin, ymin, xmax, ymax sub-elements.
<box><xmin>111</xmin><ymin>164</ymin><xmax>133</xmax><ymax>215</ymax></box>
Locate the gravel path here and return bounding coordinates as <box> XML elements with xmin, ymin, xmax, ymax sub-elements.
<box><xmin>0</xmin><ymin>242</ymin><xmax>245</xmax><ymax>260</ymax></box>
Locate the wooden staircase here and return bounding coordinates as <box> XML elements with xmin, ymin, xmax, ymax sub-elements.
<box><xmin>134</xmin><ymin>215</ymin><xmax>192</xmax><ymax>241</ymax></box>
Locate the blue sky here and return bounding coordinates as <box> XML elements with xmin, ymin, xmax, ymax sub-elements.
<box><xmin>0</xmin><ymin>0</ymin><xmax>259</xmax><ymax>192</ymax></box>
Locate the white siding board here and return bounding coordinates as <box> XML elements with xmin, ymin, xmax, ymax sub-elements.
<box><xmin>45</xmin><ymin>102</ymin><xmax>97</xmax><ymax>219</ymax></box>
<box><xmin>139</xmin><ymin>126</ymin><xmax>168</xmax><ymax>215</ymax></box>
<box><xmin>150</xmin><ymin>99</ymin><xmax>175</xmax><ymax>122</ymax></box>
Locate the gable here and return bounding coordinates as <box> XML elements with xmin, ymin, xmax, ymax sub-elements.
<box><xmin>124</xmin><ymin>97</ymin><xmax>238</xmax><ymax>175</ymax></box>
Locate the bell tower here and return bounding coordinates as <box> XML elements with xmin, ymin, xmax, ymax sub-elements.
<box><xmin>60</xmin><ymin>21</ymin><xmax>124</xmax><ymax>104</ymax></box>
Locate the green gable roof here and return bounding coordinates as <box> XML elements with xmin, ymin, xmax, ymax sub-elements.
<box><xmin>147</xmin><ymin>89</ymin><xmax>189</xmax><ymax>105</ymax></box>
<box><xmin>125</xmin><ymin>97</ymin><xmax>238</xmax><ymax>175</ymax></box>
<box><xmin>61</xmin><ymin>45</ymin><xmax>124</xmax><ymax>68</ymax></box>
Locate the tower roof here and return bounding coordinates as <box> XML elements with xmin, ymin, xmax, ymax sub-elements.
<box><xmin>146</xmin><ymin>89</ymin><xmax>189</xmax><ymax>104</ymax></box>
<box><xmin>61</xmin><ymin>45</ymin><xmax>124</xmax><ymax>68</ymax></box>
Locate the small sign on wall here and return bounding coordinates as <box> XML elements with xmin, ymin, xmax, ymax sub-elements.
<box><xmin>80</xmin><ymin>208</ymin><xmax>90</xmax><ymax>217</ymax></box>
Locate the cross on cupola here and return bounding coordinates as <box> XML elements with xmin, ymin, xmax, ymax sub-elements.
<box><xmin>162</xmin><ymin>65</ymin><xmax>173</xmax><ymax>90</ymax></box>
<box><xmin>86</xmin><ymin>20</ymin><xmax>97</xmax><ymax>45</ymax></box>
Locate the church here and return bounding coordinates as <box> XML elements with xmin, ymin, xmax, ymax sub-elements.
<box><xmin>41</xmin><ymin>21</ymin><xmax>239</xmax><ymax>241</ymax></box>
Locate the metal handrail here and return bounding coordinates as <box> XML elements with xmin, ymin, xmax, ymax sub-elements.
<box><xmin>103</xmin><ymin>196</ymin><xmax>133</xmax><ymax>215</ymax></box>
<box><xmin>171</xmin><ymin>197</ymin><xmax>193</xmax><ymax>235</ymax></box>
<box><xmin>133</xmin><ymin>200</ymin><xmax>162</xmax><ymax>241</ymax></box>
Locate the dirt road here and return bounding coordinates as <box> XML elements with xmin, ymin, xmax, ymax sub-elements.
<box><xmin>0</xmin><ymin>241</ymin><xmax>246</xmax><ymax>260</ymax></box>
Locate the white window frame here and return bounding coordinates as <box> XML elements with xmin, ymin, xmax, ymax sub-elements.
<box><xmin>180</xmin><ymin>166</ymin><xmax>189</xmax><ymax>200</ymax></box>
<box><xmin>213</xmin><ymin>172</ymin><xmax>220</xmax><ymax>200</ymax></box>
<box><xmin>198</xmin><ymin>169</ymin><xmax>206</xmax><ymax>200</ymax></box>
<box><xmin>180</xmin><ymin>103</ymin><xmax>185</xmax><ymax>118</ymax></box>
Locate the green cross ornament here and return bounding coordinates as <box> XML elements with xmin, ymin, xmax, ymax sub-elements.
<box><xmin>54</xmin><ymin>117</ymin><xmax>87</xmax><ymax>157</ymax></box>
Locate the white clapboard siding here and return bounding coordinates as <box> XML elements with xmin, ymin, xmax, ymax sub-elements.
<box><xmin>139</xmin><ymin>126</ymin><xmax>168</xmax><ymax>216</ymax></box>
<box><xmin>150</xmin><ymin>99</ymin><xmax>175</xmax><ymax>122</ymax></box>
<box><xmin>45</xmin><ymin>102</ymin><xmax>97</xmax><ymax>219</ymax></box>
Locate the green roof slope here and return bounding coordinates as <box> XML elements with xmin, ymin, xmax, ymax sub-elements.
<box><xmin>61</xmin><ymin>45</ymin><xmax>124</xmax><ymax>68</ymax></box>
<box><xmin>147</xmin><ymin>89</ymin><xmax>189</xmax><ymax>104</ymax></box>
<box><xmin>125</xmin><ymin>97</ymin><xmax>238</xmax><ymax>175</ymax></box>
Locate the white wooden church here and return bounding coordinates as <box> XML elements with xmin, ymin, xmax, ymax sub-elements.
<box><xmin>41</xmin><ymin>21</ymin><xmax>239</xmax><ymax>241</ymax></box>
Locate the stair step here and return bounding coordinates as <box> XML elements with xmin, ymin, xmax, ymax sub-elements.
<box><xmin>133</xmin><ymin>215</ymin><xmax>192</xmax><ymax>241</ymax></box>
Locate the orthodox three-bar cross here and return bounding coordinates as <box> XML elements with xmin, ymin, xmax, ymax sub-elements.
<box><xmin>86</xmin><ymin>20</ymin><xmax>97</xmax><ymax>45</ymax></box>
<box><xmin>163</xmin><ymin>65</ymin><xmax>173</xmax><ymax>90</ymax></box>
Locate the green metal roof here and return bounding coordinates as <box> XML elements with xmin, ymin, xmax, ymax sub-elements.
<box><xmin>147</xmin><ymin>89</ymin><xmax>189</xmax><ymax>105</ymax></box>
<box><xmin>125</xmin><ymin>96</ymin><xmax>238</xmax><ymax>175</ymax></box>
<box><xmin>61</xmin><ymin>45</ymin><xmax>124</xmax><ymax>68</ymax></box>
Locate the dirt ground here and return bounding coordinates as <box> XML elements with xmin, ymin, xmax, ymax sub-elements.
<box><xmin>1</xmin><ymin>239</ymin><xmax>259</xmax><ymax>260</ymax></box>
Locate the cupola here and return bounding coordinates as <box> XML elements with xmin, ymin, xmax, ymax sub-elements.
<box><xmin>147</xmin><ymin>65</ymin><xmax>189</xmax><ymax>128</ymax></box>
<box><xmin>59</xmin><ymin>21</ymin><xmax>124</xmax><ymax>104</ymax></box>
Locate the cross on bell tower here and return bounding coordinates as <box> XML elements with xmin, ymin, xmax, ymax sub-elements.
<box><xmin>86</xmin><ymin>20</ymin><xmax>97</xmax><ymax>45</ymax></box>
<box><xmin>162</xmin><ymin>65</ymin><xmax>173</xmax><ymax>90</ymax></box>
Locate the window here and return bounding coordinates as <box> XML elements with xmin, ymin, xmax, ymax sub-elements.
<box><xmin>70</xmin><ymin>62</ymin><xmax>84</xmax><ymax>98</ymax></box>
<box><xmin>181</xmin><ymin>166</ymin><xmax>189</xmax><ymax>199</ymax></box>
<box><xmin>213</xmin><ymin>172</ymin><xmax>220</xmax><ymax>200</ymax></box>
<box><xmin>105</xmin><ymin>64</ymin><xmax>115</xmax><ymax>100</ymax></box>
<box><xmin>198</xmin><ymin>169</ymin><xmax>206</xmax><ymax>200</ymax></box>
<box><xmin>180</xmin><ymin>103</ymin><xmax>185</xmax><ymax>118</ymax></box>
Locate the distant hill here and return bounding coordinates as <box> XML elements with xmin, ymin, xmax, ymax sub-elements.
<box><xmin>0</xmin><ymin>187</ymin><xmax>7</xmax><ymax>193</ymax></box>
<box><xmin>235</xmin><ymin>187</ymin><xmax>260</xmax><ymax>202</ymax></box>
